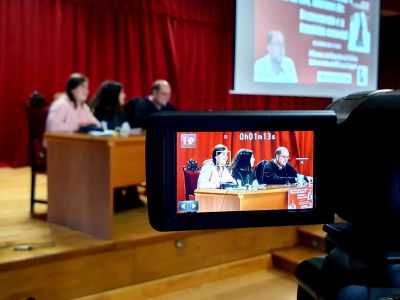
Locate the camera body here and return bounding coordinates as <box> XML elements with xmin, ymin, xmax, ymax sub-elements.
<box><xmin>295</xmin><ymin>90</ymin><xmax>400</xmax><ymax>300</ymax></box>
<box><xmin>146</xmin><ymin>90</ymin><xmax>400</xmax><ymax>235</ymax></box>
<box><xmin>145</xmin><ymin>89</ymin><xmax>400</xmax><ymax>299</ymax></box>
<box><xmin>326</xmin><ymin>89</ymin><xmax>400</xmax><ymax>249</ymax></box>
<box><xmin>146</xmin><ymin>110</ymin><xmax>336</xmax><ymax>231</ymax></box>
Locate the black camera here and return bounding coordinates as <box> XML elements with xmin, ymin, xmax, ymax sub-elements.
<box><xmin>146</xmin><ymin>89</ymin><xmax>400</xmax><ymax>234</ymax></box>
<box><xmin>293</xmin><ymin>89</ymin><xmax>400</xmax><ymax>300</ymax></box>
<box><xmin>146</xmin><ymin>89</ymin><xmax>400</xmax><ymax>299</ymax></box>
<box><xmin>146</xmin><ymin>110</ymin><xmax>336</xmax><ymax>231</ymax></box>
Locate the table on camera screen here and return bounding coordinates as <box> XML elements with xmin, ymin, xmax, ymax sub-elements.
<box><xmin>194</xmin><ymin>184</ymin><xmax>313</xmax><ymax>212</ymax></box>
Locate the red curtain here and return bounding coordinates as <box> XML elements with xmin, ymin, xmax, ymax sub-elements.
<box><xmin>5</xmin><ymin>0</ymin><xmax>400</xmax><ymax>167</ymax></box>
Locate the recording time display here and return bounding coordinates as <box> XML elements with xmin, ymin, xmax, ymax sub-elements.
<box><xmin>239</xmin><ymin>131</ymin><xmax>276</xmax><ymax>141</ymax></box>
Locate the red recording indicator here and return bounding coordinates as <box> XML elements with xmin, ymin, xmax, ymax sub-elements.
<box><xmin>180</xmin><ymin>134</ymin><xmax>197</xmax><ymax>148</ymax></box>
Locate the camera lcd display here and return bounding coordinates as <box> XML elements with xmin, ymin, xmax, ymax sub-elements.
<box><xmin>146</xmin><ymin>111</ymin><xmax>336</xmax><ymax>231</ymax></box>
<box><xmin>177</xmin><ymin>131</ymin><xmax>314</xmax><ymax>214</ymax></box>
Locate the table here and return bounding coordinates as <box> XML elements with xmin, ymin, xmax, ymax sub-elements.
<box><xmin>45</xmin><ymin>133</ymin><xmax>146</xmax><ymax>239</ymax></box>
<box><xmin>194</xmin><ymin>185</ymin><xmax>308</xmax><ymax>212</ymax></box>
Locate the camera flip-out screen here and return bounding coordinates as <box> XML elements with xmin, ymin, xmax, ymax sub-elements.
<box><xmin>177</xmin><ymin>130</ymin><xmax>314</xmax><ymax>214</ymax></box>
<box><xmin>146</xmin><ymin>111</ymin><xmax>336</xmax><ymax>231</ymax></box>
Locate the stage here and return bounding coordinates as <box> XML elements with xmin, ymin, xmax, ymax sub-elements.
<box><xmin>0</xmin><ymin>167</ymin><xmax>298</xmax><ymax>299</ymax></box>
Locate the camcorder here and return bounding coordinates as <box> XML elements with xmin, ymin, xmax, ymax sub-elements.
<box><xmin>146</xmin><ymin>110</ymin><xmax>335</xmax><ymax>231</ymax></box>
<box><xmin>146</xmin><ymin>89</ymin><xmax>400</xmax><ymax>299</ymax></box>
<box><xmin>146</xmin><ymin>90</ymin><xmax>400</xmax><ymax>233</ymax></box>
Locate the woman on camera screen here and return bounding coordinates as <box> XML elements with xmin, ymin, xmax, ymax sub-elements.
<box><xmin>197</xmin><ymin>144</ymin><xmax>236</xmax><ymax>189</ymax></box>
<box><xmin>230</xmin><ymin>148</ymin><xmax>257</xmax><ymax>187</ymax></box>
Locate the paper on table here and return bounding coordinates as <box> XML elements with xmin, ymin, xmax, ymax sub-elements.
<box><xmin>88</xmin><ymin>130</ymin><xmax>116</xmax><ymax>136</ymax></box>
<box><xmin>129</xmin><ymin>127</ymin><xmax>142</xmax><ymax>135</ymax></box>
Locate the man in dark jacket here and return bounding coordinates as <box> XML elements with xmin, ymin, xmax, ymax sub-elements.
<box><xmin>124</xmin><ymin>79</ymin><xmax>176</xmax><ymax>128</ymax></box>
<box><xmin>256</xmin><ymin>146</ymin><xmax>298</xmax><ymax>184</ymax></box>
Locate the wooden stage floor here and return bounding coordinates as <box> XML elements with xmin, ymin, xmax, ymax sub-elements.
<box><xmin>0</xmin><ymin>167</ymin><xmax>297</xmax><ymax>299</ymax></box>
<box><xmin>0</xmin><ymin>167</ymin><xmax>161</xmax><ymax>264</ymax></box>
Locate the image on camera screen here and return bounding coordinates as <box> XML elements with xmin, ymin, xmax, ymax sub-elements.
<box><xmin>177</xmin><ymin>131</ymin><xmax>314</xmax><ymax>214</ymax></box>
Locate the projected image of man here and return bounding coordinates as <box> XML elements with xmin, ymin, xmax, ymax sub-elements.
<box><xmin>254</xmin><ymin>31</ymin><xmax>298</xmax><ymax>83</ymax></box>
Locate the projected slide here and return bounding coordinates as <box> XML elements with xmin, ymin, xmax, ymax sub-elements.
<box><xmin>233</xmin><ymin>0</ymin><xmax>380</xmax><ymax>98</ymax></box>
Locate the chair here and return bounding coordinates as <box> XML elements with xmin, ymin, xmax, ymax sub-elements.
<box><xmin>255</xmin><ymin>160</ymin><xmax>268</xmax><ymax>183</ymax></box>
<box><xmin>25</xmin><ymin>99</ymin><xmax>49</xmax><ymax>214</ymax></box>
<box><xmin>124</xmin><ymin>97</ymin><xmax>143</xmax><ymax>128</ymax></box>
<box><xmin>183</xmin><ymin>167</ymin><xmax>200</xmax><ymax>200</ymax></box>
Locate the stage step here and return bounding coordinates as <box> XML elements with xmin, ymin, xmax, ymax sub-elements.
<box><xmin>78</xmin><ymin>225</ymin><xmax>327</xmax><ymax>299</ymax></box>
<box><xmin>74</xmin><ymin>254</ymin><xmax>273</xmax><ymax>300</ymax></box>
<box><xmin>0</xmin><ymin>168</ymin><xmax>329</xmax><ymax>299</ymax></box>
<box><xmin>0</xmin><ymin>217</ymin><xmax>298</xmax><ymax>300</ymax></box>
<box><xmin>271</xmin><ymin>225</ymin><xmax>326</xmax><ymax>275</ymax></box>
<box><xmin>297</xmin><ymin>224</ymin><xmax>326</xmax><ymax>252</ymax></box>
<box><xmin>271</xmin><ymin>246</ymin><xmax>325</xmax><ymax>275</ymax></box>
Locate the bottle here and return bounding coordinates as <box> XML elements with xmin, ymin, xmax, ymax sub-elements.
<box><xmin>119</xmin><ymin>121</ymin><xmax>131</xmax><ymax>137</ymax></box>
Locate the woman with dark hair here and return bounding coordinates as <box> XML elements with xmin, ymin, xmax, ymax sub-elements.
<box><xmin>92</xmin><ymin>80</ymin><xmax>144</xmax><ymax>209</ymax></box>
<box><xmin>230</xmin><ymin>149</ymin><xmax>257</xmax><ymax>186</ymax></box>
<box><xmin>197</xmin><ymin>144</ymin><xmax>236</xmax><ymax>189</ymax></box>
<box><xmin>92</xmin><ymin>80</ymin><xmax>129</xmax><ymax>131</ymax></box>
<box><xmin>46</xmin><ymin>73</ymin><xmax>100</xmax><ymax>133</ymax></box>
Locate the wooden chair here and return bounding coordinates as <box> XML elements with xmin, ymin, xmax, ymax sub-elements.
<box><xmin>25</xmin><ymin>99</ymin><xmax>49</xmax><ymax>214</ymax></box>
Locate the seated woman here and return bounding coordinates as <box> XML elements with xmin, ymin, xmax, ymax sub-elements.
<box><xmin>46</xmin><ymin>73</ymin><xmax>100</xmax><ymax>133</ymax></box>
<box><xmin>197</xmin><ymin>144</ymin><xmax>236</xmax><ymax>189</ymax></box>
<box><xmin>230</xmin><ymin>149</ymin><xmax>257</xmax><ymax>187</ymax></box>
<box><xmin>92</xmin><ymin>80</ymin><xmax>129</xmax><ymax>131</ymax></box>
<box><xmin>92</xmin><ymin>81</ymin><xmax>142</xmax><ymax>209</ymax></box>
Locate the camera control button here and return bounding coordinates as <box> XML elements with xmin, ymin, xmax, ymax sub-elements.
<box><xmin>178</xmin><ymin>200</ymin><xmax>199</xmax><ymax>212</ymax></box>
